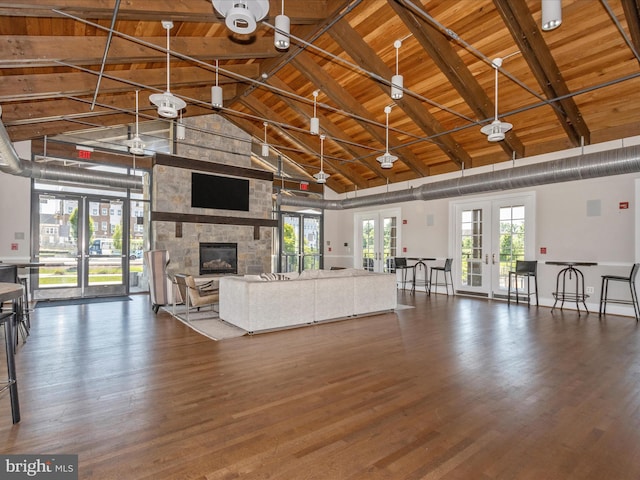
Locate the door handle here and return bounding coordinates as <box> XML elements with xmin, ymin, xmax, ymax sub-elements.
<box><xmin>485</xmin><ymin>254</ymin><xmax>488</xmax><ymax>264</ymax></box>
<box><xmin>492</xmin><ymin>253</ymin><xmax>496</xmax><ymax>265</ymax></box>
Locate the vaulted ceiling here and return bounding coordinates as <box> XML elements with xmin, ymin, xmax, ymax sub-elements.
<box><xmin>1</xmin><ymin>0</ymin><xmax>640</xmax><ymax>194</ymax></box>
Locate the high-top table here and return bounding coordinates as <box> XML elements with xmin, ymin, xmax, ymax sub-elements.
<box><xmin>407</xmin><ymin>257</ymin><xmax>436</xmax><ymax>293</ymax></box>
<box><xmin>546</xmin><ymin>261</ymin><xmax>597</xmax><ymax>314</ymax></box>
<box><xmin>0</xmin><ymin>282</ymin><xmax>23</xmax><ymax>423</ymax></box>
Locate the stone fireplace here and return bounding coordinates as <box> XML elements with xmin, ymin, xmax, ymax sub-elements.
<box><xmin>151</xmin><ymin>114</ymin><xmax>275</xmax><ymax>278</ymax></box>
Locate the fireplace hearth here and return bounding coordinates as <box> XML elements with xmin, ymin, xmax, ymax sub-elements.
<box><xmin>200</xmin><ymin>242</ymin><xmax>238</xmax><ymax>275</ymax></box>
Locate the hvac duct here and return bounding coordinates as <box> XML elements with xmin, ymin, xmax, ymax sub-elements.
<box><xmin>279</xmin><ymin>144</ymin><xmax>640</xmax><ymax>210</ymax></box>
<box><xmin>0</xmin><ymin>107</ymin><xmax>143</xmax><ymax>190</ymax></box>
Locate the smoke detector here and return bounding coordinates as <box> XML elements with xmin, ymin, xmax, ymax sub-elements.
<box><xmin>212</xmin><ymin>0</ymin><xmax>269</xmax><ymax>35</ymax></box>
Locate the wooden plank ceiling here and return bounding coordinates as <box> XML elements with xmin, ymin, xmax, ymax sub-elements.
<box><xmin>1</xmin><ymin>0</ymin><xmax>639</xmax><ymax>194</ymax></box>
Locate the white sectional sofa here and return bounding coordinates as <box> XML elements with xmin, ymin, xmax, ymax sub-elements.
<box><xmin>219</xmin><ymin>268</ymin><xmax>397</xmax><ymax>333</ymax></box>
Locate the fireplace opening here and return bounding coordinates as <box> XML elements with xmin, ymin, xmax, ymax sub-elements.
<box><xmin>199</xmin><ymin>242</ymin><xmax>237</xmax><ymax>275</ymax></box>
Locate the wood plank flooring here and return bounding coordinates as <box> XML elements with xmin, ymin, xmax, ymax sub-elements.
<box><xmin>1</xmin><ymin>292</ymin><xmax>640</xmax><ymax>479</ymax></box>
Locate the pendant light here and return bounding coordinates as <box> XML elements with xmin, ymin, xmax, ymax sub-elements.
<box><xmin>377</xmin><ymin>106</ymin><xmax>398</xmax><ymax>169</ymax></box>
<box><xmin>261</xmin><ymin>122</ymin><xmax>269</xmax><ymax>157</ymax></box>
<box><xmin>149</xmin><ymin>21</ymin><xmax>186</xmax><ymax>118</ymax></box>
<box><xmin>541</xmin><ymin>0</ymin><xmax>562</xmax><ymax>31</ymax></box>
<box><xmin>176</xmin><ymin>111</ymin><xmax>186</xmax><ymax>140</ymax></box>
<box><xmin>310</xmin><ymin>90</ymin><xmax>319</xmax><ymax>135</ymax></box>
<box><xmin>314</xmin><ymin>134</ymin><xmax>330</xmax><ymax>183</ymax></box>
<box><xmin>211</xmin><ymin>0</ymin><xmax>269</xmax><ymax>35</ymax></box>
<box><xmin>211</xmin><ymin>59</ymin><xmax>223</xmax><ymax>109</ymax></box>
<box><xmin>480</xmin><ymin>57</ymin><xmax>513</xmax><ymax>142</ymax></box>
<box><xmin>126</xmin><ymin>90</ymin><xmax>145</xmax><ymax>155</ymax></box>
<box><xmin>391</xmin><ymin>39</ymin><xmax>403</xmax><ymax>100</ymax></box>
<box><xmin>274</xmin><ymin>0</ymin><xmax>290</xmax><ymax>50</ymax></box>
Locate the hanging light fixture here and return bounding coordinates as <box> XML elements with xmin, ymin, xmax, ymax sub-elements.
<box><xmin>541</xmin><ymin>0</ymin><xmax>562</xmax><ymax>31</ymax></box>
<box><xmin>211</xmin><ymin>59</ymin><xmax>223</xmax><ymax>109</ymax></box>
<box><xmin>480</xmin><ymin>57</ymin><xmax>513</xmax><ymax>142</ymax></box>
<box><xmin>149</xmin><ymin>21</ymin><xmax>186</xmax><ymax>119</ymax></box>
<box><xmin>274</xmin><ymin>0</ymin><xmax>290</xmax><ymax>50</ymax></box>
<box><xmin>310</xmin><ymin>90</ymin><xmax>320</xmax><ymax>135</ymax></box>
<box><xmin>262</xmin><ymin>122</ymin><xmax>269</xmax><ymax>157</ymax></box>
<box><xmin>377</xmin><ymin>106</ymin><xmax>398</xmax><ymax>169</ymax></box>
<box><xmin>211</xmin><ymin>0</ymin><xmax>269</xmax><ymax>35</ymax></box>
<box><xmin>314</xmin><ymin>134</ymin><xmax>330</xmax><ymax>184</ymax></box>
<box><xmin>391</xmin><ymin>39</ymin><xmax>403</xmax><ymax>100</ymax></box>
<box><xmin>125</xmin><ymin>90</ymin><xmax>145</xmax><ymax>155</ymax></box>
<box><xmin>176</xmin><ymin>111</ymin><xmax>186</xmax><ymax>140</ymax></box>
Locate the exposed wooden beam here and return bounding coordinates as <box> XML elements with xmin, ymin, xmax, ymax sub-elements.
<box><xmin>265</xmin><ymin>76</ymin><xmax>377</xmax><ymax>189</ymax></box>
<box><xmin>0</xmin><ymin>0</ymin><xmax>329</xmax><ymax>23</ymax></box>
<box><xmin>291</xmin><ymin>51</ymin><xmax>425</xmax><ymax>179</ymax></box>
<box><xmin>493</xmin><ymin>0</ymin><xmax>590</xmax><ymax>146</ymax></box>
<box><xmin>238</xmin><ymin>96</ymin><xmax>358</xmax><ymax>192</ymax></box>
<box><xmin>388</xmin><ymin>0</ymin><xmax>524</xmax><ymax>160</ymax></box>
<box><xmin>0</xmin><ymin>65</ymin><xmax>256</xmax><ymax>102</ymax></box>
<box><xmin>328</xmin><ymin>17</ymin><xmax>469</xmax><ymax>170</ymax></box>
<box><xmin>622</xmin><ymin>0</ymin><xmax>640</xmax><ymax>64</ymax></box>
<box><xmin>0</xmin><ymin>36</ymin><xmax>278</xmax><ymax>69</ymax></box>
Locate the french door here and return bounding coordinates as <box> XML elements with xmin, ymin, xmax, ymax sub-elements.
<box><xmin>452</xmin><ymin>193</ymin><xmax>535</xmax><ymax>297</ymax></box>
<box><xmin>280</xmin><ymin>212</ymin><xmax>322</xmax><ymax>273</ymax></box>
<box><xmin>33</xmin><ymin>192</ymin><xmax>129</xmax><ymax>300</ymax></box>
<box><xmin>355</xmin><ymin>209</ymin><xmax>400</xmax><ymax>272</ymax></box>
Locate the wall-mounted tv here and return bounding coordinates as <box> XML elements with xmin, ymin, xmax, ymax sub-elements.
<box><xmin>191</xmin><ymin>172</ymin><xmax>250</xmax><ymax>211</ymax></box>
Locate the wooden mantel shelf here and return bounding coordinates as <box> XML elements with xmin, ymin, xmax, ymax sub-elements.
<box><xmin>150</xmin><ymin>211</ymin><xmax>277</xmax><ymax>240</ymax></box>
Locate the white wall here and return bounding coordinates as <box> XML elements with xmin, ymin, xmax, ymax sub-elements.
<box><xmin>0</xmin><ymin>140</ymin><xmax>31</xmax><ymax>262</ymax></box>
<box><xmin>322</xmin><ymin>136</ymin><xmax>640</xmax><ymax>315</ymax></box>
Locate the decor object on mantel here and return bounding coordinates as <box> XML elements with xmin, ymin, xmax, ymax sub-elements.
<box><xmin>149</xmin><ymin>20</ymin><xmax>186</xmax><ymax>119</ymax></box>
<box><xmin>219</xmin><ymin>268</ymin><xmax>397</xmax><ymax>334</ymax></box>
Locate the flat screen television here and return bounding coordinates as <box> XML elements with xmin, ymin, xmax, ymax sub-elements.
<box><xmin>191</xmin><ymin>172</ymin><xmax>250</xmax><ymax>211</ymax></box>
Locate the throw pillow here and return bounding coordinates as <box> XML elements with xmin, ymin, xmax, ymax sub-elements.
<box><xmin>260</xmin><ymin>273</ymin><xmax>290</xmax><ymax>281</ymax></box>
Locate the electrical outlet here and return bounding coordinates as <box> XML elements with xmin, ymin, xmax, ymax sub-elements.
<box><xmin>586</xmin><ymin>286</ymin><xmax>595</xmax><ymax>294</ymax></box>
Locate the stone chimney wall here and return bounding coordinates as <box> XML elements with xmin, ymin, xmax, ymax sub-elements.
<box><xmin>151</xmin><ymin>114</ymin><xmax>273</xmax><ymax>277</ymax></box>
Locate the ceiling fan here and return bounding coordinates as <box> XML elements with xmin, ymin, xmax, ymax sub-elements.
<box><xmin>125</xmin><ymin>90</ymin><xmax>145</xmax><ymax>155</ymax></box>
<box><xmin>149</xmin><ymin>20</ymin><xmax>186</xmax><ymax>119</ymax></box>
<box><xmin>313</xmin><ymin>134</ymin><xmax>330</xmax><ymax>184</ymax></box>
<box><xmin>377</xmin><ymin>106</ymin><xmax>398</xmax><ymax>169</ymax></box>
<box><xmin>480</xmin><ymin>57</ymin><xmax>513</xmax><ymax>142</ymax></box>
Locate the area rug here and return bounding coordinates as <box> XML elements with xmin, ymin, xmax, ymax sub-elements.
<box><xmin>162</xmin><ymin>306</ymin><xmax>247</xmax><ymax>341</ymax></box>
<box><xmin>395</xmin><ymin>303</ymin><xmax>415</xmax><ymax>310</ymax></box>
<box><xmin>35</xmin><ymin>296</ymin><xmax>132</xmax><ymax>308</ymax></box>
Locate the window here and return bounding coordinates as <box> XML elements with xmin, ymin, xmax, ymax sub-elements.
<box><xmin>101</xmin><ymin>208</ymin><xmax>107</xmax><ymax>215</ymax></box>
<box><xmin>92</xmin><ymin>208</ymin><xmax>98</xmax><ymax>215</ymax></box>
<box><xmin>102</xmin><ymin>221</ymin><xmax>107</xmax><ymax>231</ymax></box>
<box><xmin>110</xmin><ymin>208</ymin><xmax>114</xmax><ymax>215</ymax></box>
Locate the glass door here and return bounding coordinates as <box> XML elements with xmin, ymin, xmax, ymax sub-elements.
<box><xmin>453</xmin><ymin>194</ymin><xmax>535</xmax><ymax>297</ymax></box>
<box><xmin>280</xmin><ymin>212</ymin><xmax>323</xmax><ymax>273</ymax></box>
<box><xmin>34</xmin><ymin>193</ymin><xmax>129</xmax><ymax>300</ymax></box>
<box><xmin>355</xmin><ymin>209</ymin><xmax>400</xmax><ymax>273</ymax></box>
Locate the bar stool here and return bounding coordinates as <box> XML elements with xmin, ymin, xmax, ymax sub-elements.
<box><xmin>0</xmin><ymin>291</ymin><xmax>21</xmax><ymax>424</ymax></box>
<box><xmin>413</xmin><ymin>260</ymin><xmax>429</xmax><ymax>293</ymax></box>
<box><xmin>0</xmin><ymin>265</ymin><xmax>29</xmax><ymax>343</ymax></box>
<box><xmin>599</xmin><ymin>263</ymin><xmax>640</xmax><ymax>321</ymax></box>
<box><xmin>508</xmin><ymin>260</ymin><xmax>539</xmax><ymax>306</ymax></box>
<box><xmin>429</xmin><ymin>258</ymin><xmax>454</xmax><ymax>295</ymax></box>
<box><xmin>393</xmin><ymin>257</ymin><xmax>415</xmax><ymax>291</ymax></box>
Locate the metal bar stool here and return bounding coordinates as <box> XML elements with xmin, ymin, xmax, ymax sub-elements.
<box><xmin>599</xmin><ymin>263</ymin><xmax>640</xmax><ymax>321</ymax></box>
<box><xmin>0</xmin><ymin>282</ymin><xmax>22</xmax><ymax>424</ymax></box>
<box><xmin>429</xmin><ymin>258</ymin><xmax>454</xmax><ymax>295</ymax></box>
<box><xmin>393</xmin><ymin>257</ymin><xmax>415</xmax><ymax>292</ymax></box>
<box><xmin>508</xmin><ymin>260</ymin><xmax>539</xmax><ymax>306</ymax></box>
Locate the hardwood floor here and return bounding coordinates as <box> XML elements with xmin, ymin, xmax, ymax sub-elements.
<box><xmin>1</xmin><ymin>292</ymin><xmax>640</xmax><ymax>479</ymax></box>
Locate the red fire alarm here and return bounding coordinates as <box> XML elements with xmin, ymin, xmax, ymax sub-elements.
<box><xmin>540</xmin><ymin>247</ymin><xmax>547</xmax><ymax>254</ymax></box>
<box><xmin>11</xmin><ymin>243</ymin><xmax>18</xmax><ymax>251</ymax></box>
<box><xmin>300</xmin><ymin>182</ymin><xmax>309</xmax><ymax>191</ymax></box>
<box><xmin>620</xmin><ymin>201</ymin><xmax>629</xmax><ymax>209</ymax></box>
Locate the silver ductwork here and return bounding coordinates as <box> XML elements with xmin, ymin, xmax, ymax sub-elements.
<box><xmin>0</xmin><ymin>107</ymin><xmax>143</xmax><ymax>190</ymax></box>
<box><xmin>279</xmin><ymin>144</ymin><xmax>640</xmax><ymax>209</ymax></box>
